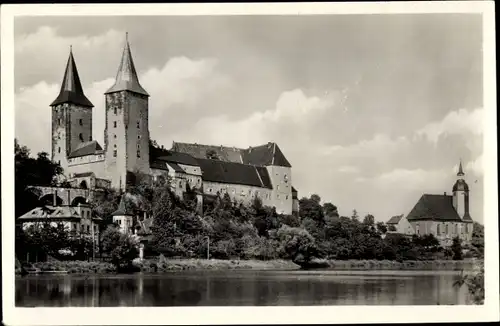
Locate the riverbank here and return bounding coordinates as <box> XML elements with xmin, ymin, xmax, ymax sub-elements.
<box><xmin>301</xmin><ymin>258</ymin><xmax>483</xmax><ymax>271</ymax></box>
<box><xmin>16</xmin><ymin>258</ymin><xmax>483</xmax><ymax>275</ymax></box>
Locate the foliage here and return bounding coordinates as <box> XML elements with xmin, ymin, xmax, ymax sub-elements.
<box><xmin>451</xmin><ymin>237</ymin><xmax>463</xmax><ymax>260</ymax></box>
<box><xmin>101</xmin><ymin>226</ymin><xmax>139</xmax><ymax>270</ymax></box>
<box><xmin>275</xmin><ymin>225</ymin><xmax>318</xmax><ymax>263</ymax></box>
<box><xmin>471</xmin><ymin>222</ymin><xmax>484</xmax><ymax>256</ymax></box>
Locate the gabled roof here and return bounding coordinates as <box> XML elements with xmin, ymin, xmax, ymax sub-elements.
<box><xmin>111</xmin><ymin>196</ymin><xmax>134</xmax><ymax>217</ymax></box>
<box><xmin>105</xmin><ymin>34</ymin><xmax>149</xmax><ymax>96</ymax></box>
<box><xmin>241</xmin><ymin>143</ymin><xmax>292</xmax><ymax>167</ymax></box>
<box><xmin>406</xmin><ymin>194</ymin><xmax>469</xmax><ymax>222</ymax></box>
<box><xmin>153</xmin><ymin>149</ymin><xmax>200</xmax><ymax>167</ymax></box>
<box><xmin>17</xmin><ymin>205</ymin><xmax>99</xmax><ymax>221</ymax></box>
<box><xmin>195</xmin><ymin>158</ymin><xmax>273</xmax><ymax>189</ymax></box>
<box><xmin>171</xmin><ymin>141</ymin><xmax>292</xmax><ymax>167</ymax></box>
<box><xmin>68</xmin><ymin>140</ymin><xmax>103</xmax><ymax>158</ymax></box>
<box><xmin>51</xmin><ymin>49</ymin><xmax>94</xmax><ymax>108</ymax></box>
<box><xmin>167</xmin><ymin>162</ymin><xmax>185</xmax><ymax>173</ymax></box>
<box><xmin>172</xmin><ymin>142</ymin><xmax>244</xmax><ymax>163</ymax></box>
<box><xmin>387</xmin><ymin>215</ymin><xmax>403</xmax><ymax>225</ymax></box>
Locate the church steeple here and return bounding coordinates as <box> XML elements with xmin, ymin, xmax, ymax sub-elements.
<box><xmin>457</xmin><ymin>160</ymin><xmax>465</xmax><ymax>177</ymax></box>
<box><xmin>105</xmin><ymin>33</ymin><xmax>149</xmax><ymax>96</ymax></box>
<box><xmin>50</xmin><ymin>47</ymin><xmax>94</xmax><ymax>107</ymax></box>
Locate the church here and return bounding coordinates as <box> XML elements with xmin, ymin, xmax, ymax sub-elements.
<box><xmin>49</xmin><ymin>34</ymin><xmax>298</xmax><ymax>216</ymax></box>
<box><xmin>387</xmin><ymin>161</ymin><xmax>474</xmax><ymax>246</ymax></box>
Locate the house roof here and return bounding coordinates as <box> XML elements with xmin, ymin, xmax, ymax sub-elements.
<box><xmin>17</xmin><ymin>205</ymin><xmax>100</xmax><ymax>221</ymax></box>
<box><xmin>195</xmin><ymin>158</ymin><xmax>273</xmax><ymax>189</ymax></box>
<box><xmin>68</xmin><ymin>140</ymin><xmax>103</xmax><ymax>158</ymax></box>
<box><xmin>50</xmin><ymin>49</ymin><xmax>94</xmax><ymax>108</ymax></box>
<box><xmin>167</xmin><ymin>162</ymin><xmax>185</xmax><ymax>173</ymax></box>
<box><xmin>111</xmin><ymin>196</ymin><xmax>134</xmax><ymax>216</ymax></box>
<box><xmin>406</xmin><ymin>194</ymin><xmax>472</xmax><ymax>222</ymax></box>
<box><xmin>105</xmin><ymin>34</ymin><xmax>149</xmax><ymax>97</ymax></box>
<box><xmin>171</xmin><ymin>141</ymin><xmax>292</xmax><ymax>167</ymax></box>
<box><xmin>387</xmin><ymin>215</ymin><xmax>403</xmax><ymax>225</ymax></box>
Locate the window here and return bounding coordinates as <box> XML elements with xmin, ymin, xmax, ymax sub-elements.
<box><xmin>58</xmin><ymin>147</ymin><xmax>61</xmax><ymax>153</ymax></box>
<box><xmin>113</xmin><ymin>150</ymin><xmax>117</xmax><ymax>157</ymax></box>
<box><xmin>416</xmin><ymin>223</ymin><xmax>420</xmax><ymax>235</ymax></box>
<box><xmin>89</xmin><ymin>135</ymin><xmax>92</xmax><ymax>141</ymax></box>
<box><xmin>138</xmin><ymin>135</ymin><xmax>141</xmax><ymax>139</ymax></box>
<box><xmin>87</xmin><ymin>225</ymin><xmax>90</xmax><ymax>233</ymax></box>
<box><xmin>286</xmin><ymin>195</ymin><xmax>289</xmax><ymax>200</ymax></box>
<box><xmin>455</xmin><ymin>224</ymin><xmax>458</xmax><ymax>234</ymax></box>
<box><xmin>114</xmin><ymin>134</ymin><xmax>117</xmax><ymax>139</ymax></box>
<box><xmin>73</xmin><ymin>223</ymin><xmax>77</xmax><ymax>230</ymax></box>
<box><xmin>94</xmin><ymin>225</ymin><xmax>97</xmax><ymax>233</ymax></box>
<box><xmin>114</xmin><ymin>108</ymin><xmax>117</xmax><ymax>115</ymax></box>
<box><xmin>79</xmin><ymin>133</ymin><xmax>84</xmax><ymax>141</ymax></box>
<box><xmin>114</xmin><ymin>121</ymin><xmax>117</xmax><ymax>128</ymax></box>
<box><xmin>59</xmin><ymin>118</ymin><xmax>63</xmax><ymax>125</ymax></box>
<box><xmin>118</xmin><ymin>219</ymin><xmax>122</xmax><ymax>225</ymax></box>
<box><xmin>445</xmin><ymin>224</ymin><xmax>449</xmax><ymax>234</ymax></box>
<box><xmin>137</xmin><ymin>150</ymin><xmax>141</xmax><ymax>158</ymax></box>
<box><xmin>277</xmin><ymin>185</ymin><xmax>280</xmax><ymax>191</ymax></box>
<box><xmin>137</xmin><ymin>121</ymin><xmax>140</xmax><ymax>129</ymax></box>
<box><xmin>179</xmin><ymin>181</ymin><xmax>182</xmax><ymax>187</ymax></box>
<box><xmin>209</xmin><ymin>188</ymin><xmax>212</xmax><ymax>193</ymax></box>
<box><xmin>437</xmin><ymin>224</ymin><xmax>441</xmax><ymax>234</ymax></box>
<box><xmin>79</xmin><ymin>119</ymin><xmax>83</xmax><ymax>126</ymax></box>
<box><xmin>58</xmin><ymin>160</ymin><xmax>61</xmax><ymax>165</ymax></box>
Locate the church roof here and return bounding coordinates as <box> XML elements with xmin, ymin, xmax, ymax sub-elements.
<box><xmin>406</xmin><ymin>194</ymin><xmax>471</xmax><ymax>222</ymax></box>
<box><xmin>171</xmin><ymin>141</ymin><xmax>292</xmax><ymax>168</ymax></box>
<box><xmin>50</xmin><ymin>49</ymin><xmax>94</xmax><ymax>108</ymax></box>
<box><xmin>105</xmin><ymin>34</ymin><xmax>149</xmax><ymax>96</ymax></box>
<box><xmin>68</xmin><ymin>140</ymin><xmax>103</xmax><ymax>158</ymax></box>
<box><xmin>195</xmin><ymin>158</ymin><xmax>273</xmax><ymax>189</ymax></box>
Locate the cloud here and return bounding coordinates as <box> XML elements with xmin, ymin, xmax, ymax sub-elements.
<box><xmin>338</xmin><ymin>166</ymin><xmax>359</xmax><ymax>174</ymax></box>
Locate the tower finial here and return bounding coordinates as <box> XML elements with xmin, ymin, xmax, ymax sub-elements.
<box><xmin>125</xmin><ymin>32</ymin><xmax>128</xmax><ymax>42</ymax></box>
<box><xmin>70</xmin><ymin>44</ymin><xmax>72</xmax><ymax>52</ymax></box>
<box><xmin>457</xmin><ymin>159</ymin><xmax>464</xmax><ymax>177</ymax></box>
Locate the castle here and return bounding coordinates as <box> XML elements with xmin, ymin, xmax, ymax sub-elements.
<box><xmin>49</xmin><ymin>34</ymin><xmax>298</xmax><ymax>216</ymax></box>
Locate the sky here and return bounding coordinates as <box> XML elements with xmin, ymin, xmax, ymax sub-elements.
<box><xmin>14</xmin><ymin>14</ymin><xmax>484</xmax><ymax>222</ymax></box>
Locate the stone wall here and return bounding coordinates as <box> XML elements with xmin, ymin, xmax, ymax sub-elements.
<box><xmin>265</xmin><ymin>165</ymin><xmax>293</xmax><ymax>215</ymax></box>
<box><xmin>67</xmin><ymin>160</ymin><xmax>106</xmax><ymax>180</ymax></box>
<box><xmin>203</xmin><ymin>181</ymin><xmax>272</xmax><ymax>206</ymax></box>
<box><xmin>409</xmin><ymin>220</ymin><xmax>473</xmax><ymax>246</ymax></box>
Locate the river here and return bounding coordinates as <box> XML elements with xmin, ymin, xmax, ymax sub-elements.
<box><xmin>15</xmin><ymin>270</ymin><xmax>469</xmax><ymax>306</ymax></box>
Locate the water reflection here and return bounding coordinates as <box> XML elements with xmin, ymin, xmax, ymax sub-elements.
<box><xmin>16</xmin><ymin>270</ymin><xmax>466</xmax><ymax>307</ymax></box>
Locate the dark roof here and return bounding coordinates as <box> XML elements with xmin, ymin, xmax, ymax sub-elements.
<box><xmin>292</xmin><ymin>186</ymin><xmax>298</xmax><ymax>193</ymax></box>
<box><xmin>167</xmin><ymin>162</ymin><xmax>184</xmax><ymax>173</ymax></box>
<box><xmin>241</xmin><ymin>143</ymin><xmax>292</xmax><ymax>167</ymax></box>
<box><xmin>68</xmin><ymin>141</ymin><xmax>103</xmax><ymax>158</ymax></box>
<box><xmin>73</xmin><ymin>172</ymin><xmax>95</xmax><ymax>178</ymax></box>
<box><xmin>195</xmin><ymin>158</ymin><xmax>273</xmax><ymax>189</ymax></box>
<box><xmin>387</xmin><ymin>215</ymin><xmax>403</xmax><ymax>224</ymax></box>
<box><xmin>453</xmin><ymin>179</ymin><xmax>469</xmax><ymax>192</ymax></box>
<box><xmin>172</xmin><ymin>141</ymin><xmax>292</xmax><ymax>167</ymax></box>
<box><xmin>105</xmin><ymin>36</ymin><xmax>149</xmax><ymax>96</ymax></box>
<box><xmin>406</xmin><ymin>194</ymin><xmax>471</xmax><ymax>222</ymax></box>
<box><xmin>111</xmin><ymin>196</ymin><xmax>134</xmax><ymax>216</ymax></box>
<box><xmin>51</xmin><ymin>50</ymin><xmax>94</xmax><ymax>107</ymax></box>
<box><xmin>172</xmin><ymin>142</ymin><xmax>243</xmax><ymax>163</ymax></box>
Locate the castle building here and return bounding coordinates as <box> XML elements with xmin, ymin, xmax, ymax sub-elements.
<box><xmin>389</xmin><ymin>161</ymin><xmax>474</xmax><ymax>246</ymax></box>
<box><xmin>50</xmin><ymin>34</ymin><xmax>297</xmax><ymax>216</ymax></box>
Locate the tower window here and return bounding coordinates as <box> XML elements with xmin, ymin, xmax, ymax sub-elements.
<box><xmin>58</xmin><ymin>147</ymin><xmax>61</xmax><ymax>153</ymax></box>
<box><xmin>79</xmin><ymin>133</ymin><xmax>84</xmax><ymax>142</ymax></box>
<box><xmin>114</xmin><ymin>144</ymin><xmax>117</xmax><ymax>148</ymax></box>
<box><xmin>137</xmin><ymin>121</ymin><xmax>140</xmax><ymax>129</ymax></box>
<box><xmin>113</xmin><ymin>150</ymin><xmax>117</xmax><ymax>157</ymax></box>
<box><xmin>79</xmin><ymin>119</ymin><xmax>83</xmax><ymax>126</ymax></box>
<box><xmin>137</xmin><ymin>150</ymin><xmax>141</xmax><ymax>158</ymax></box>
<box><xmin>114</xmin><ymin>121</ymin><xmax>117</xmax><ymax>128</ymax></box>
<box><xmin>114</xmin><ymin>134</ymin><xmax>117</xmax><ymax>139</ymax></box>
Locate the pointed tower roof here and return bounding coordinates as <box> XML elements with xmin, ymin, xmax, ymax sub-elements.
<box><xmin>111</xmin><ymin>196</ymin><xmax>134</xmax><ymax>216</ymax></box>
<box><xmin>105</xmin><ymin>33</ymin><xmax>149</xmax><ymax>96</ymax></box>
<box><xmin>457</xmin><ymin>160</ymin><xmax>465</xmax><ymax>177</ymax></box>
<box><xmin>51</xmin><ymin>47</ymin><xmax>94</xmax><ymax>107</ymax></box>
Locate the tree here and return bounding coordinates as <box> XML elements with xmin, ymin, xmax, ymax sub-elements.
<box><xmin>351</xmin><ymin>209</ymin><xmax>359</xmax><ymax>222</ymax></box>
<box><xmin>376</xmin><ymin>222</ymin><xmax>388</xmax><ymax>235</ymax></box>
<box><xmin>275</xmin><ymin>225</ymin><xmax>318</xmax><ymax>264</ymax></box>
<box><xmin>363</xmin><ymin>214</ymin><xmax>375</xmax><ymax>226</ymax></box>
<box><xmin>299</xmin><ymin>195</ymin><xmax>325</xmax><ymax>225</ymax></box>
<box><xmin>451</xmin><ymin>236</ymin><xmax>463</xmax><ymax>260</ymax></box>
<box><xmin>101</xmin><ymin>226</ymin><xmax>139</xmax><ymax>270</ymax></box>
<box><xmin>323</xmin><ymin>202</ymin><xmax>339</xmax><ymax>219</ymax></box>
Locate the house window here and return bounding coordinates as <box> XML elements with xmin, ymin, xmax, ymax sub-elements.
<box><xmin>114</xmin><ymin>121</ymin><xmax>117</xmax><ymax>128</ymax></box>
<box><xmin>58</xmin><ymin>147</ymin><xmax>61</xmax><ymax>153</ymax></box>
<box><xmin>209</xmin><ymin>188</ymin><xmax>212</xmax><ymax>193</ymax></box>
<box><xmin>455</xmin><ymin>224</ymin><xmax>458</xmax><ymax>234</ymax></box>
<box><xmin>445</xmin><ymin>224</ymin><xmax>449</xmax><ymax>234</ymax></box>
<box><xmin>113</xmin><ymin>150</ymin><xmax>117</xmax><ymax>157</ymax></box>
<box><xmin>416</xmin><ymin>223</ymin><xmax>420</xmax><ymax>235</ymax></box>
<box><xmin>437</xmin><ymin>224</ymin><xmax>441</xmax><ymax>234</ymax></box>
<box><xmin>79</xmin><ymin>119</ymin><xmax>83</xmax><ymax>126</ymax></box>
<box><xmin>87</xmin><ymin>225</ymin><xmax>90</xmax><ymax>233</ymax></box>
<box><xmin>79</xmin><ymin>133</ymin><xmax>84</xmax><ymax>141</ymax></box>
<box><xmin>73</xmin><ymin>223</ymin><xmax>77</xmax><ymax>230</ymax></box>
<box><xmin>179</xmin><ymin>181</ymin><xmax>182</xmax><ymax>187</ymax></box>
<box><xmin>114</xmin><ymin>108</ymin><xmax>117</xmax><ymax>115</ymax></box>
<box><xmin>114</xmin><ymin>134</ymin><xmax>117</xmax><ymax>139</ymax></box>
<box><xmin>114</xmin><ymin>144</ymin><xmax>117</xmax><ymax>148</ymax></box>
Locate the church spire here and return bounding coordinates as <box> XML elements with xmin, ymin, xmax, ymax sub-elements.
<box><xmin>457</xmin><ymin>160</ymin><xmax>465</xmax><ymax>177</ymax></box>
<box><xmin>105</xmin><ymin>33</ymin><xmax>149</xmax><ymax>96</ymax></box>
<box><xmin>50</xmin><ymin>47</ymin><xmax>93</xmax><ymax>107</ymax></box>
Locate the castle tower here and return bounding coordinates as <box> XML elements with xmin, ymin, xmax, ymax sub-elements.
<box><xmin>104</xmin><ymin>33</ymin><xmax>150</xmax><ymax>190</ymax></box>
<box><xmin>50</xmin><ymin>47</ymin><xmax>94</xmax><ymax>172</ymax></box>
<box><xmin>452</xmin><ymin>160</ymin><xmax>470</xmax><ymax>219</ymax></box>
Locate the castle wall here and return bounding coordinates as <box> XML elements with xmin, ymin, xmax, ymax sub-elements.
<box><xmin>203</xmin><ymin>181</ymin><xmax>272</xmax><ymax>206</ymax></box>
<box><xmin>67</xmin><ymin>160</ymin><xmax>106</xmax><ymax>180</ymax></box>
<box><xmin>124</xmin><ymin>93</ymin><xmax>150</xmax><ymax>175</ymax></box>
<box><xmin>177</xmin><ymin>163</ymin><xmax>202</xmax><ymax>189</ymax></box>
<box><xmin>266</xmin><ymin>165</ymin><xmax>293</xmax><ymax>215</ymax></box>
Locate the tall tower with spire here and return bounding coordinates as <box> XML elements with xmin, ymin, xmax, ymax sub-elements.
<box><xmin>104</xmin><ymin>33</ymin><xmax>150</xmax><ymax>190</ymax></box>
<box><xmin>452</xmin><ymin>160</ymin><xmax>470</xmax><ymax>220</ymax></box>
<box><xmin>50</xmin><ymin>47</ymin><xmax>94</xmax><ymax>172</ymax></box>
